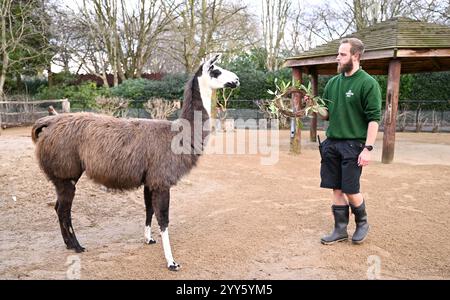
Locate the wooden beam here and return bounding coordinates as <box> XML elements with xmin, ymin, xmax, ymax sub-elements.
<box><xmin>284</xmin><ymin>55</ymin><xmax>337</xmax><ymax>68</ymax></box>
<box><xmin>362</xmin><ymin>49</ymin><xmax>396</xmax><ymax>60</ymax></box>
<box><xmin>291</xmin><ymin>67</ymin><xmax>303</xmax><ymax>154</ymax></box>
<box><xmin>396</xmin><ymin>48</ymin><xmax>450</xmax><ymax>58</ymax></box>
<box><xmin>382</xmin><ymin>59</ymin><xmax>402</xmax><ymax>164</ymax></box>
<box><xmin>284</xmin><ymin>49</ymin><xmax>395</xmax><ymax>68</ymax></box>
<box><xmin>310</xmin><ymin>68</ymin><xmax>318</xmax><ymax>142</ymax></box>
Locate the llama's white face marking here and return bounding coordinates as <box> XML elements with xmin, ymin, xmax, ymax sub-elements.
<box><xmin>198</xmin><ymin>54</ymin><xmax>240</xmax><ymax>116</ymax></box>
<box><xmin>160</xmin><ymin>228</ymin><xmax>180</xmax><ymax>270</ymax></box>
<box><xmin>144</xmin><ymin>225</ymin><xmax>155</xmax><ymax>244</ymax></box>
<box><xmin>201</xmin><ymin>56</ymin><xmax>240</xmax><ymax>90</ymax></box>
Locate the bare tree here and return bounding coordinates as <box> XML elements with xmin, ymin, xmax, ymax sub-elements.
<box><xmin>47</xmin><ymin>5</ymin><xmax>77</xmax><ymax>73</ymax></box>
<box><xmin>72</xmin><ymin>0</ymin><xmax>112</xmax><ymax>86</ymax></box>
<box><xmin>79</xmin><ymin>0</ymin><xmax>122</xmax><ymax>86</ymax></box>
<box><xmin>348</xmin><ymin>0</ymin><xmax>448</xmax><ymax>31</ymax></box>
<box><xmin>95</xmin><ymin>96</ymin><xmax>129</xmax><ymax>117</ymax></box>
<box><xmin>165</xmin><ymin>0</ymin><xmax>257</xmax><ymax>73</ymax></box>
<box><xmin>350</xmin><ymin>0</ymin><xmax>410</xmax><ymax>29</ymax></box>
<box><xmin>144</xmin><ymin>98</ymin><xmax>180</xmax><ymax>119</ymax></box>
<box><xmin>261</xmin><ymin>0</ymin><xmax>291</xmax><ymax>71</ymax></box>
<box><xmin>406</xmin><ymin>0</ymin><xmax>449</xmax><ymax>24</ymax></box>
<box><xmin>119</xmin><ymin>0</ymin><xmax>178</xmax><ymax>78</ymax></box>
<box><xmin>53</xmin><ymin>0</ymin><xmax>177</xmax><ymax>87</ymax></box>
<box><xmin>431</xmin><ymin>109</ymin><xmax>441</xmax><ymax>133</ymax></box>
<box><xmin>0</xmin><ymin>0</ymin><xmax>52</xmax><ymax>96</ymax></box>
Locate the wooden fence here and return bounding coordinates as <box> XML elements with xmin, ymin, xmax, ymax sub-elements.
<box><xmin>0</xmin><ymin>99</ymin><xmax>70</xmax><ymax>128</ymax></box>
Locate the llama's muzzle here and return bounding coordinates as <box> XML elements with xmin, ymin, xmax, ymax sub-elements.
<box><xmin>225</xmin><ymin>79</ymin><xmax>240</xmax><ymax>88</ymax></box>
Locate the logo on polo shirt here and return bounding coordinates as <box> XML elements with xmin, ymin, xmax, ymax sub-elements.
<box><xmin>346</xmin><ymin>90</ymin><xmax>354</xmax><ymax>98</ymax></box>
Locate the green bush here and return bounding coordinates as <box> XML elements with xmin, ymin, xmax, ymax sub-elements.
<box><xmin>110</xmin><ymin>78</ymin><xmax>149</xmax><ymax>102</ymax></box>
<box><xmin>50</xmin><ymin>71</ymin><xmax>77</xmax><ymax>86</ymax></box>
<box><xmin>36</xmin><ymin>81</ymin><xmax>110</xmax><ymax>109</ymax></box>
<box><xmin>23</xmin><ymin>78</ymin><xmax>48</xmax><ymax>95</ymax></box>
<box><xmin>143</xmin><ymin>74</ymin><xmax>188</xmax><ymax>100</ymax></box>
<box><xmin>111</xmin><ymin>74</ymin><xmax>188</xmax><ymax>108</ymax></box>
<box><xmin>373</xmin><ymin>72</ymin><xmax>450</xmax><ymax>110</ymax></box>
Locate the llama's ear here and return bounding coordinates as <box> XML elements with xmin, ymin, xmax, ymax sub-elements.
<box><xmin>203</xmin><ymin>54</ymin><xmax>221</xmax><ymax>72</ymax></box>
<box><xmin>210</xmin><ymin>54</ymin><xmax>221</xmax><ymax>65</ymax></box>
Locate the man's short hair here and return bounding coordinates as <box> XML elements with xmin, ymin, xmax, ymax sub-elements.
<box><xmin>341</xmin><ymin>38</ymin><xmax>365</xmax><ymax>61</ymax></box>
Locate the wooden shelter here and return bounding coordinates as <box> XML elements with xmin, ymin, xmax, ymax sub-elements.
<box><xmin>284</xmin><ymin>17</ymin><xmax>450</xmax><ymax>163</ymax></box>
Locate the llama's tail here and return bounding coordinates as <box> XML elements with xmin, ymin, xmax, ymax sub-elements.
<box><xmin>31</xmin><ymin>116</ymin><xmax>55</xmax><ymax>143</ymax></box>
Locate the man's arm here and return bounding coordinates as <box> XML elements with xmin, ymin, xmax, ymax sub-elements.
<box><xmin>318</xmin><ymin>107</ymin><xmax>329</xmax><ymax>121</ymax></box>
<box><xmin>358</xmin><ymin>121</ymin><xmax>379</xmax><ymax>166</ymax></box>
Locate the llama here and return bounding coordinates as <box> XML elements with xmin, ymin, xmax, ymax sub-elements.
<box><xmin>31</xmin><ymin>55</ymin><xmax>239</xmax><ymax>271</ymax></box>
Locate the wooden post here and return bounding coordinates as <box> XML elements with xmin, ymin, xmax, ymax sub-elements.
<box><xmin>62</xmin><ymin>99</ymin><xmax>71</xmax><ymax>113</ymax></box>
<box><xmin>291</xmin><ymin>68</ymin><xmax>302</xmax><ymax>154</ymax></box>
<box><xmin>310</xmin><ymin>68</ymin><xmax>318</xmax><ymax>142</ymax></box>
<box><xmin>211</xmin><ymin>90</ymin><xmax>218</xmax><ymax>132</ymax></box>
<box><xmin>382</xmin><ymin>59</ymin><xmax>401</xmax><ymax>164</ymax></box>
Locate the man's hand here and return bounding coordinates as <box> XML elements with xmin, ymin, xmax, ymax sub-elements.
<box><xmin>358</xmin><ymin>148</ymin><xmax>371</xmax><ymax>167</ymax></box>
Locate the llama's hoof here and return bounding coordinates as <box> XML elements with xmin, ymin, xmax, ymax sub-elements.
<box><xmin>145</xmin><ymin>238</ymin><xmax>156</xmax><ymax>245</ymax></box>
<box><xmin>67</xmin><ymin>244</ymin><xmax>85</xmax><ymax>253</ymax></box>
<box><xmin>74</xmin><ymin>246</ymin><xmax>86</xmax><ymax>253</ymax></box>
<box><xmin>168</xmin><ymin>262</ymin><xmax>181</xmax><ymax>271</ymax></box>
<box><xmin>67</xmin><ymin>245</ymin><xmax>85</xmax><ymax>253</ymax></box>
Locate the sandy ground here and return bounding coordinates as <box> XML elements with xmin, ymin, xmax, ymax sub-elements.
<box><xmin>0</xmin><ymin>126</ymin><xmax>449</xmax><ymax>280</ymax></box>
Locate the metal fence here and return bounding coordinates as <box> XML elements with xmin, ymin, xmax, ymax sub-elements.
<box><xmin>1</xmin><ymin>99</ymin><xmax>449</xmax><ymax>132</ymax></box>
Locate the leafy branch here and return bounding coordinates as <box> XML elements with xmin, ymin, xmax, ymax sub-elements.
<box><xmin>267</xmin><ymin>79</ymin><xmax>329</xmax><ymax>118</ymax></box>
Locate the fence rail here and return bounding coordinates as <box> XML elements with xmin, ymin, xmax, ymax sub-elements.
<box><xmin>0</xmin><ymin>99</ymin><xmax>70</xmax><ymax>128</ymax></box>
<box><xmin>1</xmin><ymin>98</ymin><xmax>449</xmax><ymax>132</ymax></box>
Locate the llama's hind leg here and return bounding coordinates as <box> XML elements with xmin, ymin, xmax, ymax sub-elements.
<box><xmin>153</xmin><ymin>188</ymin><xmax>180</xmax><ymax>271</ymax></box>
<box><xmin>144</xmin><ymin>186</ymin><xmax>156</xmax><ymax>244</ymax></box>
<box><xmin>54</xmin><ymin>179</ymin><xmax>85</xmax><ymax>253</ymax></box>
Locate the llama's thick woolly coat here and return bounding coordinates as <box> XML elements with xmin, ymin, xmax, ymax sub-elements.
<box><xmin>32</xmin><ymin>113</ymin><xmax>200</xmax><ymax>190</ymax></box>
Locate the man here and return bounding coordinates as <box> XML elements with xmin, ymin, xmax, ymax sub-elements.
<box><xmin>318</xmin><ymin>38</ymin><xmax>382</xmax><ymax>245</ymax></box>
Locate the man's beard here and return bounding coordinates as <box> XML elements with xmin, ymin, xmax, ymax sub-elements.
<box><xmin>338</xmin><ymin>60</ymin><xmax>353</xmax><ymax>74</ymax></box>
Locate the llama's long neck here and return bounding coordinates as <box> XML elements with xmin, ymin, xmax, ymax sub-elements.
<box><xmin>180</xmin><ymin>72</ymin><xmax>211</xmax><ymax>125</ymax></box>
<box><xmin>198</xmin><ymin>77</ymin><xmax>212</xmax><ymax>118</ymax></box>
<box><xmin>179</xmin><ymin>72</ymin><xmax>211</xmax><ymax>153</ymax></box>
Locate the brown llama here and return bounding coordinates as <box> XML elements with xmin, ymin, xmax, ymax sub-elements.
<box><xmin>31</xmin><ymin>55</ymin><xmax>239</xmax><ymax>271</ymax></box>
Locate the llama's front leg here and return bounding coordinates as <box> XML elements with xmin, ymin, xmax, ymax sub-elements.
<box><xmin>153</xmin><ymin>188</ymin><xmax>180</xmax><ymax>271</ymax></box>
<box><xmin>144</xmin><ymin>186</ymin><xmax>156</xmax><ymax>244</ymax></box>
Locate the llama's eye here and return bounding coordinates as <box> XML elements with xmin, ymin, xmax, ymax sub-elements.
<box><xmin>208</xmin><ymin>65</ymin><xmax>214</xmax><ymax>71</ymax></box>
<box><xmin>210</xmin><ymin>69</ymin><xmax>222</xmax><ymax>78</ymax></box>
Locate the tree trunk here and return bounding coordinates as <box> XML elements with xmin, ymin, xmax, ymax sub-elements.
<box><xmin>0</xmin><ymin>54</ymin><xmax>8</xmax><ymax>97</ymax></box>
<box><xmin>353</xmin><ymin>0</ymin><xmax>365</xmax><ymax>30</ymax></box>
<box><xmin>15</xmin><ymin>73</ymin><xmax>24</xmax><ymax>92</ymax></box>
<box><xmin>47</xmin><ymin>63</ymin><xmax>53</xmax><ymax>88</ymax></box>
<box><xmin>0</xmin><ymin>7</ymin><xmax>7</xmax><ymax>98</ymax></box>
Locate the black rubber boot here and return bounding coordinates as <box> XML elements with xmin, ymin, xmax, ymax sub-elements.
<box><xmin>350</xmin><ymin>200</ymin><xmax>369</xmax><ymax>244</ymax></box>
<box><xmin>321</xmin><ymin>205</ymin><xmax>349</xmax><ymax>245</ymax></box>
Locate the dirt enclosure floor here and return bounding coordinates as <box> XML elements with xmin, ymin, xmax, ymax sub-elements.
<box><xmin>0</xmin><ymin>126</ymin><xmax>449</xmax><ymax>280</ymax></box>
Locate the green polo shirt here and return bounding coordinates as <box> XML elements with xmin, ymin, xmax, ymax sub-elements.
<box><xmin>323</xmin><ymin>69</ymin><xmax>382</xmax><ymax>142</ymax></box>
